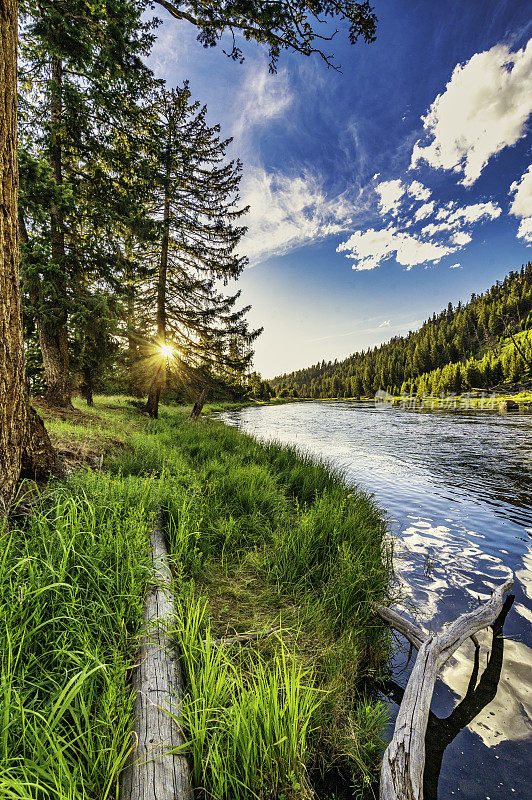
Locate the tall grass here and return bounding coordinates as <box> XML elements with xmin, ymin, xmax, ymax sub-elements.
<box><xmin>0</xmin><ymin>471</ymin><xmax>154</xmax><ymax>800</ymax></box>
<box><xmin>174</xmin><ymin>596</ymin><xmax>323</xmax><ymax>800</ymax></box>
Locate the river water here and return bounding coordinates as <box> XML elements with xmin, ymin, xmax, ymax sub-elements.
<box><xmin>218</xmin><ymin>400</ymin><xmax>532</xmax><ymax>800</ymax></box>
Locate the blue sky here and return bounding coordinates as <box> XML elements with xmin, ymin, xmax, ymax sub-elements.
<box><xmin>147</xmin><ymin>0</ymin><xmax>532</xmax><ymax>377</ymax></box>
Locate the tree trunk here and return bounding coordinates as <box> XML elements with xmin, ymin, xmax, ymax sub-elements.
<box><xmin>39</xmin><ymin>55</ymin><xmax>71</xmax><ymax>408</ymax></box>
<box><xmin>37</xmin><ymin>318</ymin><xmax>71</xmax><ymax>405</ymax></box>
<box><xmin>80</xmin><ymin>367</ymin><xmax>94</xmax><ymax>406</ymax></box>
<box><xmin>0</xmin><ymin>0</ymin><xmax>57</xmax><ymax>513</ymax></box>
<box><xmin>145</xmin><ymin>377</ymin><xmax>162</xmax><ymax>419</ymax></box>
<box><xmin>189</xmin><ymin>388</ymin><xmax>208</xmax><ymax>420</ymax></box>
<box><xmin>144</xmin><ymin>138</ymin><xmax>171</xmax><ymax>419</ymax></box>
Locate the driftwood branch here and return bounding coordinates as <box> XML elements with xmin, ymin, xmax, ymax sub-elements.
<box><xmin>377</xmin><ymin>578</ymin><xmax>514</xmax><ymax>800</ymax></box>
<box><xmin>205</xmin><ymin>625</ymin><xmax>281</xmax><ymax>647</ymax></box>
<box><xmin>120</xmin><ymin>518</ymin><xmax>193</xmax><ymax>800</ymax></box>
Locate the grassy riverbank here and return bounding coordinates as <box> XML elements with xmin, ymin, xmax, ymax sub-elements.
<box><xmin>3</xmin><ymin>396</ymin><xmax>392</xmax><ymax>799</ymax></box>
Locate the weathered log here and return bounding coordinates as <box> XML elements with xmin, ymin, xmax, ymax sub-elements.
<box><xmin>205</xmin><ymin>625</ymin><xmax>281</xmax><ymax>647</ymax></box>
<box><xmin>377</xmin><ymin>577</ymin><xmax>514</xmax><ymax>800</ymax></box>
<box><xmin>120</xmin><ymin>517</ymin><xmax>193</xmax><ymax>800</ymax></box>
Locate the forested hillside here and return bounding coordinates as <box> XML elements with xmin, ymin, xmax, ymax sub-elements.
<box><xmin>271</xmin><ymin>264</ymin><xmax>532</xmax><ymax>398</ymax></box>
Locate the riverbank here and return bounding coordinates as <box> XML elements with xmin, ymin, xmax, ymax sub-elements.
<box><xmin>3</xmin><ymin>396</ymin><xmax>392</xmax><ymax>799</ymax></box>
<box><xmin>207</xmin><ymin>389</ymin><xmax>532</xmax><ymax>415</ymax></box>
<box><xmin>216</xmin><ymin>398</ymin><xmax>532</xmax><ymax>800</ymax></box>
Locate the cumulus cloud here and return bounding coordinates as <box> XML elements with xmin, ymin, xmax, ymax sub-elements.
<box><xmin>452</xmin><ymin>231</ymin><xmax>472</xmax><ymax>246</ymax></box>
<box><xmin>407</xmin><ymin>180</ymin><xmax>431</xmax><ymax>201</ymax></box>
<box><xmin>517</xmin><ymin>218</ymin><xmax>532</xmax><ymax>242</ymax></box>
<box><xmin>232</xmin><ymin>61</ymin><xmax>293</xmax><ymax>142</ymax></box>
<box><xmin>242</xmin><ymin>168</ymin><xmax>357</xmax><ymax>264</ymax></box>
<box><xmin>509</xmin><ymin>164</ymin><xmax>532</xmax><ymax>242</ymax></box>
<box><xmin>375</xmin><ymin>179</ymin><xmax>405</xmax><ymax>215</ymax></box>
<box><xmin>421</xmin><ymin>221</ymin><xmax>453</xmax><ymax>237</ymax></box>
<box><xmin>414</xmin><ymin>201</ymin><xmax>435</xmax><ymax>221</ymax></box>
<box><xmin>336</xmin><ymin>196</ymin><xmax>501</xmax><ymax>270</ymax></box>
<box><xmin>411</xmin><ymin>39</ymin><xmax>532</xmax><ymax>186</ymax></box>
<box><xmin>337</xmin><ymin>226</ymin><xmax>457</xmax><ymax>271</ymax></box>
<box><xmin>447</xmin><ymin>201</ymin><xmax>501</xmax><ymax>225</ymax></box>
<box><xmin>449</xmin><ymin>263</ymin><xmax>462</xmax><ymax>269</ymax></box>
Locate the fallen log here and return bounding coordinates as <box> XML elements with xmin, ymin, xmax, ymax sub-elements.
<box><xmin>376</xmin><ymin>577</ymin><xmax>514</xmax><ymax>800</ymax></box>
<box><xmin>120</xmin><ymin>517</ymin><xmax>193</xmax><ymax>800</ymax></box>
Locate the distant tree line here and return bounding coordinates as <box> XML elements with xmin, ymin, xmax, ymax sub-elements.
<box><xmin>270</xmin><ymin>264</ymin><xmax>532</xmax><ymax>399</ymax></box>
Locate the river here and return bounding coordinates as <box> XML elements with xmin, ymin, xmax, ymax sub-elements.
<box><xmin>217</xmin><ymin>400</ymin><xmax>532</xmax><ymax>800</ymax></box>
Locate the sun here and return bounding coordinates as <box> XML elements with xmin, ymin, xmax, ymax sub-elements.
<box><xmin>159</xmin><ymin>342</ymin><xmax>174</xmax><ymax>359</ymax></box>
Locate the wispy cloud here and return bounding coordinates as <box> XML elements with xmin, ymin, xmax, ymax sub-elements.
<box><xmin>231</xmin><ymin>61</ymin><xmax>293</xmax><ymax>145</ymax></box>
<box><xmin>411</xmin><ymin>39</ymin><xmax>532</xmax><ymax>186</ymax></box>
<box><xmin>241</xmin><ymin>168</ymin><xmax>364</xmax><ymax>265</ymax></box>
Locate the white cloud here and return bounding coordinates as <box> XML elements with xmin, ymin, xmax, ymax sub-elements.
<box><xmin>411</xmin><ymin>39</ymin><xmax>532</xmax><ymax>185</ymax></box>
<box><xmin>375</xmin><ymin>179</ymin><xmax>405</xmax><ymax>215</ymax></box>
<box><xmin>509</xmin><ymin>164</ymin><xmax>532</xmax><ymax>243</ymax></box>
<box><xmin>337</xmin><ymin>226</ymin><xmax>457</xmax><ymax>271</ymax></box>
<box><xmin>242</xmin><ymin>168</ymin><xmax>356</xmax><ymax>264</ymax></box>
<box><xmin>379</xmin><ymin>320</ymin><xmax>391</xmax><ymax>327</ymax></box>
<box><xmin>232</xmin><ymin>61</ymin><xmax>293</xmax><ymax>142</ymax></box>
<box><xmin>414</xmin><ymin>201</ymin><xmax>435</xmax><ymax>221</ymax></box>
<box><xmin>449</xmin><ymin>263</ymin><xmax>462</xmax><ymax>269</ymax></box>
<box><xmin>407</xmin><ymin>180</ymin><xmax>431</xmax><ymax>201</ymax></box>
<box><xmin>517</xmin><ymin>217</ymin><xmax>532</xmax><ymax>243</ymax></box>
<box><xmin>452</xmin><ymin>231</ymin><xmax>472</xmax><ymax>246</ymax></box>
<box><xmin>435</xmin><ymin>202</ymin><xmax>457</xmax><ymax>220</ymax></box>
<box><xmin>448</xmin><ymin>201</ymin><xmax>501</xmax><ymax>225</ymax></box>
<box><xmin>421</xmin><ymin>221</ymin><xmax>453</xmax><ymax>237</ymax></box>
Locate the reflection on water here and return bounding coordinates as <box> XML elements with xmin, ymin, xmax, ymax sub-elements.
<box><xmin>218</xmin><ymin>401</ymin><xmax>532</xmax><ymax>800</ymax></box>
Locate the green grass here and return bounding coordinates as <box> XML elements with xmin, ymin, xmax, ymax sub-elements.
<box><xmin>1</xmin><ymin>469</ymin><xmax>155</xmax><ymax>800</ymax></box>
<box><xmin>3</xmin><ymin>395</ymin><xmax>392</xmax><ymax>799</ymax></box>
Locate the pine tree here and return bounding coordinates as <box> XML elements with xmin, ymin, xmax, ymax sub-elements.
<box><xmin>136</xmin><ymin>87</ymin><xmax>261</xmax><ymax>417</ymax></box>
<box><xmin>19</xmin><ymin>0</ymin><xmax>157</xmax><ymax>406</ymax></box>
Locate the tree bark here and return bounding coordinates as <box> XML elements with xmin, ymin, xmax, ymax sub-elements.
<box><xmin>0</xmin><ymin>0</ymin><xmax>57</xmax><ymax>513</ymax></box>
<box><xmin>189</xmin><ymin>388</ymin><xmax>208</xmax><ymax>420</ymax></box>
<box><xmin>37</xmin><ymin>55</ymin><xmax>71</xmax><ymax>408</ymax></box>
<box><xmin>144</xmin><ymin>136</ymin><xmax>171</xmax><ymax>419</ymax></box>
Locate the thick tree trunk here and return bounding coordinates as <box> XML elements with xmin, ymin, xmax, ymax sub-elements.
<box><xmin>144</xmin><ymin>142</ymin><xmax>171</xmax><ymax>419</ymax></box>
<box><xmin>0</xmin><ymin>1</ymin><xmax>57</xmax><ymax>513</ymax></box>
<box><xmin>39</xmin><ymin>55</ymin><xmax>71</xmax><ymax>408</ymax></box>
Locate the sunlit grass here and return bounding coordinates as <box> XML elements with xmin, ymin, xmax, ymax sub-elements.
<box><xmin>5</xmin><ymin>396</ymin><xmax>392</xmax><ymax>799</ymax></box>
<box><xmin>1</xmin><ymin>470</ymin><xmax>154</xmax><ymax>799</ymax></box>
